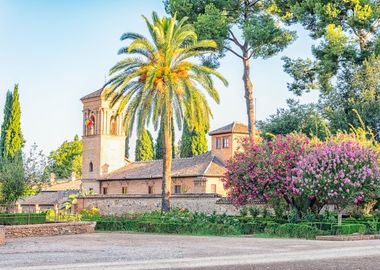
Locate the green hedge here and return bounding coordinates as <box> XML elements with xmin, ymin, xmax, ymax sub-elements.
<box><xmin>0</xmin><ymin>213</ymin><xmax>46</xmax><ymax>225</ymax></box>
<box><xmin>333</xmin><ymin>224</ymin><xmax>366</xmax><ymax>235</ymax></box>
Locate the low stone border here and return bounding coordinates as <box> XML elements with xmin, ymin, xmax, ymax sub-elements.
<box><xmin>5</xmin><ymin>221</ymin><xmax>96</xmax><ymax>238</ymax></box>
<box><xmin>0</xmin><ymin>226</ymin><xmax>5</xmax><ymax>245</ymax></box>
<box><xmin>316</xmin><ymin>234</ymin><xmax>380</xmax><ymax>241</ymax></box>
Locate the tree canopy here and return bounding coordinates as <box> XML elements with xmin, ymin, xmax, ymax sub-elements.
<box><xmin>180</xmin><ymin>120</ymin><xmax>208</xmax><ymax>158</ymax></box>
<box><xmin>47</xmin><ymin>135</ymin><xmax>82</xmax><ymax>179</ymax></box>
<box><xmin>166</xmin><ymin>0</ymin><xmax>296</xmax><ymax>139</ymax></box>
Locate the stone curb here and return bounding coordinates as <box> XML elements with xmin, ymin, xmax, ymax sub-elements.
<box><xmin>0</xmin><ymin>226</ymin><xmax>5</xmax><ymax>245</ymax></box>
<box><xmin>316</xmin><ymin>234</ymin><xmax>380</xmax><ymax>241</ymax></box>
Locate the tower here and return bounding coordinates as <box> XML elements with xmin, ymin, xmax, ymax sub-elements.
<box><xmin>209</xmin><ymin>122</ymin><xmax>249</xmax><ymax>163</ymax></box>
<box><xmin>80</xmin><ymin>88</ymin><xmax>126</xmax><ymax>193</ymax></box>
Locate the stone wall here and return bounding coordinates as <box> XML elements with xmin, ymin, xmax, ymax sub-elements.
<box><xmin>0</xmin><ymin>226</ymin><xmax>5</xmax><ymax>245</ymax></box>
<box><xmin>5</xmin><ymin>222</ymin><xmax>96</xmax><ymax>238</ymax></box>
<box><xmin>76</xmin><ymin>194</ymin><xmax>240</xmax><ymax>215</ymax></box>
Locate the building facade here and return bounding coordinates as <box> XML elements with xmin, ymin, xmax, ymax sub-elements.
<box><xmin>80</xmin><ymin>89</ymin><xmax>249</xmax><ymax>196</ymax></box>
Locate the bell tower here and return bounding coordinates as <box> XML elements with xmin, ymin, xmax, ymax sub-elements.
<box><xmin>80</xmin><ymin>88</ymin><xmax>126</xmax><ymax>193</ymax></box>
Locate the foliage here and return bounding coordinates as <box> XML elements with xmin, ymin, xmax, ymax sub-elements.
<box><xmin>274</xmin><ymin>0</ymin><xmax>380</xmax><ymax>138</ymax></box>
<box><xmin>293</xmin><ymin>141</ymin><xmax>380</xmax><ymax>213</ymax></box>
<box><xmin>23</xmin><ymin>143</ymin><xmax>49</xmax><ymax>190</ymax></box>
<box><xmin>0</xmin><ymin>90</ymin><xmax>13</xmax><ymax>157</ymax></box>
<box><xmin>125</xmin><ymin>137</ymin><xmax>130</xmax><ymax>159</ymax></box>
<box><xmin>166</xmin><ymin>0</ymin><xmax>296</xmax><ymax>138</ymax></box>
<box><xmin>0</xmin><ymin>84</ymin><xmax>24</xmax><ymax>160</ymax></box>
<box><xmin>63</xmin><ymin>194</ymin><xmax>78</xmax><ymax>210</ymax></box>
<box><xmin>0</xmin><ymin>155</ymin><xmax>26</xmax><ymax>204</ymax></box>
<box><xmin>333</xmin><ymin>224</ymin><xmax>367</xmax><ymax>235</ymax></box>
<box><xmin>47</xmin><ymin>135</ymin><xmax>82</xmax><ymax>179</ymax></box>
<box><xmin>224</xmin><ymin>134</ymin><xmax>311</xmax><ymax>210</ymax></box>
<box><xmin>257</xmin><ymin>99</ymin><xmax>329</xmax><ymax>140</ymax></box>
<box><xmin>135</xmin><ymin>128</ymin><xmax>154</xmax><ymax>161</ymax></box>
<box><xmin>155</xmin><ymin>122</ymin><xmax>175</xmax><ymax>159</ymax></box>
<box><xmin>105</xmin><ymin>12</ymin><xmax>227</xmax><ymax>211</ymax></box>
<box><xmin>180</xmin><ymin>120</ymin><xmax>208</xmax><ymax>158</ymax></box>
<box><xmin>0</xmin><ymin>213</ymin><xmax>46</xmax><ymax>225</ymax></box>
<box><xmin>80</xmin><ymin>207</ymin><xmax>101</xmax><ymax>219</ymax></box>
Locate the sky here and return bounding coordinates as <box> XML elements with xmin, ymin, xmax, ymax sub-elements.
<box><xmin>0</xmin><ymin>0</ymin><xmax>319</xmax><ymax>158</ymax></box>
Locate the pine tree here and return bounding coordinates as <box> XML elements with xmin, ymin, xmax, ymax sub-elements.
<box><xmin>0</xmin><ymin>90</ymin><xmax>13</xmax><ymax>157</ymax></box>
<box><xmin>180</xmin><ymin>120</ymin><xmax>208</xmax><ymax>158</ymax></box>
<box><xmin>155</xmin><ymin>123</ymin><xmax>175</xmax><ymax>159</ymax></box>
<box><xmin>135</xmin><ymin>129</ymin><xmax>154</xmax><ymax>161</ymax></box>
<box><xmin>3</xmin><ymin>84</ymin><xmax>24</xmax><ymax>159</ymax></box>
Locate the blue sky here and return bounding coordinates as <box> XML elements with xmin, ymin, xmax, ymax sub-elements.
<box><xmin>0</xmin><ymin>0</ymin><xmax>318</xmax><ymax>157</ymax></box>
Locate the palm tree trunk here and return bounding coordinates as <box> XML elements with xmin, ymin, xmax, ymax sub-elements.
<box><xmin>242</xmin><ymin>50</ymin><xmax>255</xmax><ymax>141</ymax></box>
<box><xmin>161</xmin><ymin>109</ymin><xmax>173</xmax><ymax>213</ymax></box>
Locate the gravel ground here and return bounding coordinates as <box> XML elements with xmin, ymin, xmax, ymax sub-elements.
<box><xmin>1</xmin><ymin>232</ymin><xmax>380</xmax><ymax>269</ymax></box>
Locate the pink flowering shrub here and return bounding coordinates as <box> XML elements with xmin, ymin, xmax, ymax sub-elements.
<box><xmin>292</xmin><ymin>141</ymin><xmax>380</xmax><ymax>211</ymax></box>
<box><xmin>224</xmin><ymin>134</ymin><xmax>310</xmax><ymax>207</ymax></box>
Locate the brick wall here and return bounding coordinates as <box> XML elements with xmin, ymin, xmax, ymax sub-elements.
<box><xmin>76</xmin><ymin>194</ymin><xmax>240</xmax><ymax>215</ymax></box>
<box><xmin>0</xmin><ymin>226</ymin><xmax>5</xmax><ymax>245</ymax></box>
<box><xmin>5</xmin><ymin>222</ymin><xmax>96</xmax><ymax>238</ymax></box>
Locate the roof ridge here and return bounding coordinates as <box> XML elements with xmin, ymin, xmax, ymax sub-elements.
<box><xmin>130</xmin><ymin>151</ymin><xmax>212</xmax><ymax>164</ymax></box>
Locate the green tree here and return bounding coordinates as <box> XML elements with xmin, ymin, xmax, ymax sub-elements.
<box><xmin>106</xmin><ymin>13</ymin><xmax>227</xmax><ymax>211</ymax></box>
<box><xmin>48</xmin><ymin>135</ymin><xmax>82</xmax><ymax>179</ymax></box>
<box><xmin>257</xmin><ymin>99</ymin><xmax>329</xmax><ymax>139</ymax></box>
<box><xmin>165</xmin><ymin>0</ymin><xmax>296</xmax><ymax>139</ymax></box>
<box><xmin>0</xmin><ymin>155</ymin><xmax>25</xmax><ymax>204</ymax></box>
<box><xmin>155</xmin><ymin>121</ymin><xmax>175</xmax><ymax>159</ymax></box>
<box><xmin>180</xmin><ymin>120</ymin><xmax>208</xmax><ymax>157</ymax></box>
<box><xmin>0</xmin><ymin>90</ymin><xmax>12</xmax><ymax>157</ymax></box>
<box><xmin>274</xmin><ymin>0</ymin><xmax>379</xmax><ymax>137</ymax></box>
<box><xmin>1</xmin><ymin>84</ymin><xmax>24</xmax><ymax>159</ymax></box>
<box><xmin>135</xmin><ymin>128</ymin><xmax>154</xmax><ymax>161</ymax></box>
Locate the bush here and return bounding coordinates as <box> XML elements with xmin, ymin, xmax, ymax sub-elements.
<box><xmin>276</xmin><ymin>224</ymin><xmax>320</xmax><ymax>239</ymax></box>
<box><xmin>0</xmin><ymin>213</ymin><xmax>46</xmax><ymax>225</ymax></box>
<box><xmin>333</xmin><ymin>224</ymin><xmax>366</xmax><ymax>235</ymax></box>
<box><xmin>248</xmin><ymin>207</ymin><xmax>260</xmax><ymax>218</ymax></box>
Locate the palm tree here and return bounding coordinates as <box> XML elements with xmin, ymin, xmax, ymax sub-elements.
<box><xmin>105</xmin><ymin>12</ymin><xmax>228</xmax><ymax>212</ymax></box>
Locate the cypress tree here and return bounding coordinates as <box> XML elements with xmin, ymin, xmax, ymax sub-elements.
<box><xmin>155</xmin><ymin>123</ymin><xmax>175</xmax><ymax>159</ymax></box>
<box><xmin>0</xmin><ymin>90</ymin><xmax>13</xmax><ymax>157</ymax></box>
<box><xmin>125</xmin><ymin>137</ymin><xmax>130</xmax><ymax>159</ymax></box>
<box><xmin>135</xmin><ymin>129</ymin><xmax>154</xmax><ymax>161</ymax></box>
<box><xmin>4</xmin><ymin>84</ymin><xmax>24</xmax><ymax>159</ymax></box>
<box><xmin>180</xmin><ymin>120</ymin><xmax>208</xmax><ymax>158</ymax></box>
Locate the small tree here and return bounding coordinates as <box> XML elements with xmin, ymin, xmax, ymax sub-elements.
<box><xmin>135</xmin><ymin>129</ymin><xmax>154</xmax><ymax>161</ymax></box>
<box><xmin>0</xmin><ymin>156</ymin><xmax>25</xmax><ymax>204</ymax></box>
<box><xmin>23</xmin><ymin>143</ymin><xmax>49</xmax><ymax>191</ymax></box>
<box><xmin>155</xmin><ymin>123</ymin><xmax>175</xmax><ymax>160</ymax></box>
<box><xmin>293</xmin><ymin>141</ymin><xmax>380</xmax><ymax>225</ymax></box>
<box><xmin>224</xmin><ymin>134</ymin><xmax>310</xmax><ymax>212</ymax></box>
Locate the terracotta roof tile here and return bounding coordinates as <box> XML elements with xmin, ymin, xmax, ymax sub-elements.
<box><xmin>80</xmin><ymin>88</ymin><xmax>103</xmax><ymax>101</ymax></box>
<box><xmin>43</xmin><ymin>179</ymin><xmax>82</xmax><ymax>191</ymax></box>
<box><xmin>209</xmin><ymin>122</ymin><xmax>248</xmax><ymax>135</ymax></box>
<box><xmin>103</xmin><ymin>151</ymin><xmax>225</xmax><ymax>180</ymax></box>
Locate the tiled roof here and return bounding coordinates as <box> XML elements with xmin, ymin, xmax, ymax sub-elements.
<box><xmin>209</xmin><ymin>122</ymin><xmax>248</xmax><ymax>135</ymax></box>
<box><xmin>17</xmin><ymin>190</ymin><xmax>77</xmax><ymax>206</ymax></box>
<box><xmin>43</xmin><ymin>179</ymin><xmax>82</xmax><ymax>191</ymax></box>
<box><xmin>102</xmin><ymin>151</ymin><xmax>225</xmax><ymax>180</ymax></box>
<box><xmin>80</xmin><ymin>88</ymin><xmax>103</xmax><ymax>101</ymax></box>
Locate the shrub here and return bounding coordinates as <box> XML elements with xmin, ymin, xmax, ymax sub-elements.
<box><xmin>224</xmin><ymin>134</ymin><xmax>311</xmax><ymax>208</ymax></box>
<box><xmin>276</xmin><ymin>223</ymin><xmax>320</xmax><ymax>239</ymax></box>
<box><xmin>0</xmin><ymin>213</ymin><xmax>46</xmax><ymax>225</ymax></box>
<box><xmin>248</xmin><ymin>207</ymin><xmax>260</xmax><ymax>218</ymax></box>
<box><xmin>333</xmin><ymin>224</ymin><xmax>366</xmax><ymax>235</ymax></box>
<box><xmin>293</xmin><ymin>141</ymin><xmax>380</xmax><ymax>224</ymax></box>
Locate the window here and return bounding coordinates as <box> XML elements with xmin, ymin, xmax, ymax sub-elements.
<box><xmin>216</xmin><ymin>137</ymin><xmax>222</xmax><ymax>149</ymax></box>
<box><xmin>122</xmin><ymin>187</ymin><xmax>128</xmax><ymax>194</ymax></box>
<box><xmin>175</xmin><ymin>185</ymin><xmax>182</xmax><ymax>194</ymax></box>
<box><xmin>89</xmin><ymin>162</ymin><xmax>93</xmax><ymax>172</ymax></box>
<box><xmin>102</xmin><ymin>187</ymin><xmax>108</xmax><ymax>195</ymax></box>
<box><xmin>148</xmin><ymin>186</ymin><xmax>154</xmax><ymax>194</ymax></box>
<box><xmin>222</xmin><ymin>136</ymin><xmax>229</xmax><ymax>148</ymax></box>
<box><xmin>211</xmin><ymin>184</ymin><xmax>217</xmax><ymax>193</ymax></box>
<box><xmin>110</xmin><ymin>116</ymin><xmax>117</xmax><ymax>135</ymax></box>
